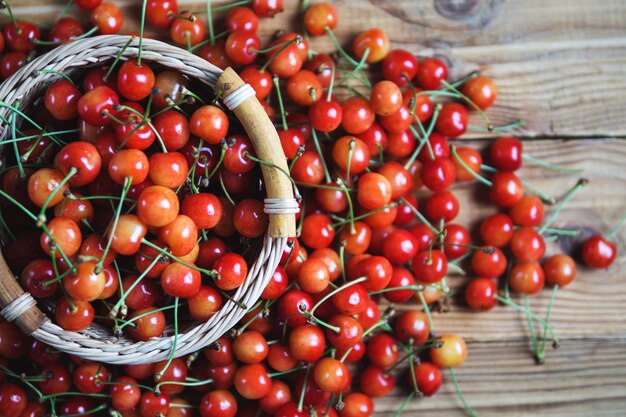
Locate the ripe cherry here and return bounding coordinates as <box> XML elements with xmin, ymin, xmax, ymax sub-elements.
<box><xmin>200</xmin><ymin>389</ymin><xmax>238</xmax><ymax>417</ymax></box>
<box><xmin>91</xmin><ymin>3</ymin><xmax>124</xmax><ymax>34</ymax></box>
<box><xmin>352</xmin><ymin>28</ymin><xmax>390</xmax><ymax>63</ymax></box>
<box><xmin>233</xmin><ymin>364</ymin><xmax>272</xmax><ymax>400</ymax></box>
<box><xmin>465</xmin><ymin>277</ymin><xmax>498</xmax><ymax>311</ymax></box>
<box><xmin>430</xmin><ymin>334</ymin><xmax>467</xmax><ymax>367</ymax></box>
<box><xmin>410</xmin><ymin>361</ymin><xmax>443</xmax><ymax>396</ymax></box>
<box><xmin>416</xmin><ymin>57</ymin><xmax>448</xmax><ymax>90</ymax></box>
<box><xmin>543</xmin><ymin>254</ymin><xmax>576</xmax><ymax>287</ymax></box>
<box><xmin>462</xmin><ymin>75</ymin><xmax>498</xmax><ymax>110</ymax></box>
<box><xmin>225</xmin><ymin>30</ymin><xmax>260</xmax><ymax>65</ymax></box>
<box><xmin>480</xmin><ymin>213</ymin><xmax>514</xmax><ymax>247</ymax></box>
<box><xmin>382</xmin><ymin>49</ymin><xmax>418</xmax><ymax>86</ymax></box>
<box><xmin>489</xmin><ymin>171</ymin><xmax>524</xmax><ymax>207</ymax></box>
<box><xmin>146</xmin><ymin>0</ymin><xmax>178</xmax><ymax>28</ymax></box>
<box><xmin>490</xmin><ymin>136</ymin><xmax>523</xmax><ymax>171</ymax></box>
<box><xmin>341</xmin><ymin>97</ymin><xmax>375</xmax><ymax>135</ymax></box>
<box><xmin>45</xmin><ymin>80</ymin><xmax>81</xmax><ymax>121</ymax></box>
<box><xmin>170</xmin><ymin>13</ymin><xmax>205</xmax><ymax>46</ymax></box>
<box><xmin>471</xmin><ymin>245</ymin><xmax>507</xmax><ymax>278</ymax></box>
<box><xmin>435</xmin><ymin>103</ymin><xmax>469</xmax><ymax>138</ymax></box>
<box><xmin>510</xmin><ymin>226</ymin><xmax>546</xmax><ymax>262</ymax></box>
<box><xmin>3</xmin><ymin>21</ymin><xmax>40</xmax><ymax>52</ymax></box>
<box><xmin>214</xmin><ymin>253</ymin><xmax>248</xmax><ymax>291</ymax></box>
<box><xmin>412</xmin><ymin>249</ymin><xmax>447</xmax><ymax>283</ymax></box>
<box><xmin>370</xmin><ymin>80</ymin><xmax>402</xmax><ymax>116</ymax></box>
<box><xmin>289</xmin><ymin>324</ymin><xmax>325</xmax><ymax>363</ymax></box>
<box><xmin>420</xmin><ymin>157</ymin><xmax>456</xmax><ymax>191</ymax></box>
<box><xmin>509</xmin><ymin>261</ymin><xmax>545</xmax><ymax>294</ymax></box>
<box><xmin>117</xmin><ymin>61</ymin><xmax>155</xmax><ymax>101</ymax></box>
<box><xmin>581</xmin><ymin>235</ymin><xmax>617</xmax><ymax>268</ymax></box>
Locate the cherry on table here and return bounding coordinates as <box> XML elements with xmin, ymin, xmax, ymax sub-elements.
<box><xmin>582</xmin><ymin>234</ymin><xmax>617</xmax><ymax>268</ymax></box>
<box><xmin>383</xmin><ymin>49</ymin><xmax>419</xmax><ymax>86</ymax></box>
<box><xmin>544</xmin><ymin>254</ymin><xmax>577</xmax><ymax>287</ymax></box>
<box><xmin>416</xmin><ymin>57</ymin><xmax>448</xmax><ymax>90</ymax></box>
<box><xmin>435</xmin><ymin>102</ymin><xmax>469</xmax><ymax>138</ymax></box>
<box><xmin>465</xmin><ymin>277</ymin><xmax>498</xmax><ymax>311</ymax></box>
<box><xmin>410</xmin><ymin>361</ymin><xmax>443</xmax><ymax>396</ymax></box>
<box><xmin>462</xmin><ymin>75</ymin><xmax>498</xmax><ymax>110</ymax></box>
<box><xmin>509</xmin><ymin>261</ymin><xmax>545</xmax><ymax>294</ymax></box>
<box><xmin>471</xmin><ymin>245</ymin><xmax>507</xmax><ymax>278</ymax></box>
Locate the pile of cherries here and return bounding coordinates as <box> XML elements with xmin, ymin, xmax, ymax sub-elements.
<box><xmin>0</xmin><ymin>1</ymin><xmax>621</xmax><ymax>417</ymax></box>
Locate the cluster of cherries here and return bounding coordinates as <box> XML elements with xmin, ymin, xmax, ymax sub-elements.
<box><xmin>0</xmin><ymin>1</ymin><xmax>622</xmax><ymax>417</ymax></box>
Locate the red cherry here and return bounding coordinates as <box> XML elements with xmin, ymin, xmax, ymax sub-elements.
<box><xmin>509</xmin><ymin>261</ymin><xmax>545</xmax><ymax>294</ymax></box>
<box><xmin>0</xmin><ymin>383</ymin><xmax>27</xmax><ymax>417</ymax></box>
<box><xmin>382</xmin><ymin>49</ymin><xmax>418</xmax><ymax>86</ymax></box>
<box><xmin>341</xmin><ymin>97</ymin><xmax>375</xmax><ymax>135</ymax></box>
<box><xmin>145</xmin><ymin>0</ymin><xmax>178</xmax><ymax>28</ymax></box>
<box><xmin>543</xmin><ymin>254</ymin><xmax>576</xmax><ymax>287</ymax></box>
<box><xmin>54</xmin><ymin>141</ymin><xmax>102</xmax><ymax>186</ymax></box>
<box><xmin>489</xmin><ymin>171</ymin><xmax>524</xmax><ymax>207</ymax></box>
<box><xmin>77</xmin><ymin>85</ymin><xmax>119</xmax><ymax>126</ymax></box>
<box><xmin>110</xmin><ymin>376</ymin><xmax>141</xmax><ymax>412</ymax></box>
<box><xmin>226</xmin><ymin>6</ymin><xmax>259</xmax><ymax>32</ymax></box>
<box><xmin>90</xmin><ymin>3</ymin><xmax>124</xmax><ymax>34</ymax></box>
<box><xmin>234</xmin><ymin>364</ymin><xmax>272</xmax><ymax>400</ymax></box>
<box><xmin>412</xmin><ymin>250</ymin><xmax>447</xmax><ymax>283</ymax></box>
<box><xmin>117</xmin><ymin>61</ymin><xmax>155</xmax><ymax>101</ymax></box>
<box><xmin>200</xmin><ymin>390</ymin><xmax>237</xmax><ymax>417</ymax></box>
<box><xmin>435</xmin><ymin>103</ymin><xmax>469</xmax><ymax>138</ymax></box>
<box><xmin>472</xmin><ymin>246</ymin><xmax>507</xmax><ymax>278</ymax></box>
<box><xmin>410</xmin><ymin>361</ymin><xmax>443</xmax><ymax>396</ymax></box>
<box><xmin>462</xmin><ymin>75</ymin><xmax>498</xmax><ymax>110</ymax></box>
<box><xmin>510</xmin><ymin>226</ymin><xmax>546</xmax><ymax>262</ymax></box>
<box><xmin>480</xmin><ymin>213</ymin><xmax>514</xmax><ymax>247</ymax></box>
<box><xmin>424</xmin><ymin>190</ymin><xmax>459</xmax><ymax>222</ymax></box>
<box><xmin>45</xmin><ymin>80</ymin><xmax>81</xmax><ymax>121</ymax></box>
<box><xmin>214</xmin><ymin>253</ymin><xmax>248</xmax><ymax>291</ymax></box>
<box><xmin>416</xmin><ymin>57</ymin><xmax>448</xmax><ymax>90</ymax></box>
<box><xmin>490</xmin><ymin>136</ymin><xmax>522</xmax><ymax>171</ymax></box>
<box><xmin>420</xmin><ymin>157</ymin><xmax>456</xmax><ymax>191</ymax></box>
<box><xmin>465</xmin><ymin>277</ymin><xmax>497</xmax><ymax>311</ymax></box>
<box><xmin>225</xmin><ymin>30</ymin><xmax>260</xmax><ymax>65</ymax></box>
<box><xmin>3</xmin><ymin>21</ymin><xmax>40</xmax><ymax>52</ymax></box>
<box><xmin>582</xmin><ymin>235</ymin><xmax>617</xmax><ymax>268</ymax></box>
<box><xmin>340</xmin><ymin>392</ymin><xmax>374</xmax><ymax>417</ymax></box>
<box><xmin>170</xmin><ymin>13</ymin><xmax>205</xmax><ymax>46</ymax></box>
<box><xmin>352</xmin><ymin>28</ymin><xmax>389</xmax><ymax>63</ymax></box>
<box><xmin>289</xmin><ymin>324</ymin><xmax>325</xmax><ymax>363</ymax></box>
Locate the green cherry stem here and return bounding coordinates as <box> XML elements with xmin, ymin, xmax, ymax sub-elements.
<box><xmin>392</xmin><ymin>391</ymin><xmax>416</xmax><ymax>417</ymax></box>
<box><xmin>326</xmin><ymin>62</ymin><xmax>337</xmax><ymax>101</ymax></box>
<box><xmin>525</xmin><ymin>295</ymin><xmax>539</xmax><ymax>355</ymax></box>
<box><xmin>405</xmin><ymin>105</ymin><xmax>441</xmax><ymax>168</ymax></box>
<box><xmin>451</xmin><ymin>145</ymin><xmax>493</xmax><ymax>187</ymax></box>
<box><xmin>311</xmin><ymin>129</ymin><xmax>332</xmax><ymax>183</ymax></box>
<box><xmin>97</xmin><ymin>176</ymin><xmax>132</xmax><ymax>273</ymax></box>
<box><xmin>272</xmin><ymin>75</ymin><xmax>288</xmax><ymax>131</ymax></box>
<box><xmin>468</xmin><ymin>119</ymin><xmax>523</xmax><ymax>133</ymax></box>
<box><xmin>110</xmin><ymin>253</ymin><xmax>163</xmax><ymax>318</ymax></box>
<box><xmin>536</xmin><ymin>284</ymin><xmax>558</xmax><ymax>364</ymax></box>
<box><xmin>154</xmin><ymin>297</ymin><xmax>180</xmax><ymax>381</ymax></box>
<box><xmin>441</xmin><ymin>80</ymin><xmax>492</xmax><ymax>131</ymax></box>
<box><xmin>104</xmin><ymin>37</ymin><xmax>134</xmax><ymax>82</ymax></box>
<box><xmin>297</xmin><ymin>365</ymin><xmax>311</xmax><ymax>413</ymax></box>
<box><xmin>522</xmin><ymin>153</ymin><xmax>584</xmax><ymax>173</ymax></box>
<box><xmin>398</xmin><ymin>196</ymin><xmax>438</xmax><ymax>234</ymax></box>
<box><xmin>538</xmin><ymin>178</ymin><xmax>588</xmax><ymax>234</ymax></box>
<box><xmin>259</xmin><ymin>36</ymin><xmax>302</xmax><ymax>73</ymax></box>
<box><xmin>138</xmin><ymin>0</ymin><xmax>147</xmax><ymax>65</ymax></box>
<box><xmin>495</xmin><ymin>294</ymin><xmax>559</xmax><ymax>344</ymax></box>
<box><xmin>417</xmin><ymin>291</ymin><xmax>434</xmax><ymax>332</ymax></box>
<box><xmin>607</xmin><ymin>213</ymin><xmax>626</xmax><ymax>239</ymax></box>
<box><xmin>450</xmin><ymin>71</ymin><xmax>478</xmax><ymax>88</ymax></box>
<box><xmin>449</xmin><ymin>367</ymin><xmax>479</xmax><ymax>417</ymax></box>
<box><xmin>206</xmin><ymin>0</ymin><xmax>215</xmax><ymax>45</ymax></box>
<box><xmin>324</xmin><ymin>27</ymin><xmax>361</xmax><ymax>68</ymax></box>
<box><xmin>37</xmin><ymin>166</ymin><xmax>78</xmax><ymax>224</ymax></box>
<box><xmin>9</xmin><ymin>100</ymin><xmax>24</xmax><ymax>178</ymax></box>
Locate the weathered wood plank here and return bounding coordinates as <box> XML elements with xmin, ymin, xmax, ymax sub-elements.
<box><xmin>374</xmin><ymin>341</ymin><xmax>626</xmax><ymax>416</ymax></box>
<box><xmin>4</xmin><ymin>1</ymin><xmax>626</xmax><ymax>137</ymax></box>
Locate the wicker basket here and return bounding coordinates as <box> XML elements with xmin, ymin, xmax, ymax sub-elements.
<box><xmin>0</xmin><ymin>35</ymin><xmax>297</xmax><ymax>364</ymax></box>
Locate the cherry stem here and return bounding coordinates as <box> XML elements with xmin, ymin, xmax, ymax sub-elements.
<box><xmin>310</xmin><ymin>276</ymin><xmax>367</xmax><ymax>316</ymax></box>
<box><xmin>349</xmin><ymin>48</ymin><xmax>372</xmax><ymax>88</ymax></box>
<box><xmin>0</xmin><ymin>363</ymin><xmax>45</xmax><ymax>401</ymax></box>
<box><xmin>536</xmin><ymin>284</ymin><xmax>559</xmax><ymax>364</ymax></box>
<box><xmin>137</xmin><ymin>0</ymin><xmax>148</xmax><ymax>65</ymax></box>
<box><xmin>154</xmin><ymin>297</ymin><xmax>180</xmax><ymax>382</ymax></box>
<box><xmin>525</xmin><ymin>295</ymin><xmax>540</xmax><ymax>357</ymax></box>
<box><xmin>522</xmin><ymin>153</ymin><xmax>584</xmax><ymax>173</ymax></box>
<box><xmin>302</xmin><ymin>309</ymin><xmax>341</xmax><ymax>333</ymax></box>
<box><xmin>405</xmin><ymin>106</ymin><xmax>441</xmax><ymax>168</ymax></box>
<box><xmin>393</xmin><ymin>391</ymin><xmax>416</xmax><ymax>417</ymax></box>
<box><xmin>97</xmin><ymin>176</ymin><xmax>132</xmax><ymax>273</ymax></box>
<box><xmin>115</xmin><ymin>104</ymin><xmax>168</xmax><ymax>153</ymax></box>
<box><xmin>206</xmin><ymin>0</ymin><xmax>215</xmax><ymax>45</ymax></box>
<box><xmin>156</xmin><ymin>376</ymin><xmax>213</xmax><ymax>393</ymax></box>
<box><xmin>58</xmin><ymin>0</ymin><xmax>73</xmax><ymax>19</ymax></box>
<box><xmin>8</xmin><ymin>100</ymin><xmax>25</xmax><ymax>178</ymax></box>
<box><xmin>451</xmin><ymin>71</ymin><xmax>479</xmax><ymax>88</ymax></box>
<box><xmin>326</xmin><ymin>62</ymin><xmax>337</xmax><ymax>101</ymax></box>
<box><xmin>538</xmin><ymin>178</ymin><xmax>588</xmax><ymax>234</ymax></box>
<box><xmin>535</xmin><ymin>227</ymin><xmax>580</xmax><ymax>237</ymax></box>
<box><xmin>468</xmin><ymin>119</ymin><xmax>523</xmax><ymax>133</ymax></box>
<box><xmin>297</xmin><ymin>365</ymin><xmax>311</xmax><ymax>412</ymax></box>
<box><xmin>272</xmin><ymin>75</ymin><xmax>288</xmax><ymax>131</ymax></box>
<box><xmin>37</xmin><ymin>69</ymin><xmax>74</xmax><ymax>84</ymax></box>
<box><xmin>451</xmin><ymin>145</ymin><xmax>493</xmax><ymax>186</ymax></box>
<box><xmin>104</xmin><ymin>37</ymin><xmax>134</xmax><ymax>82</ymax></box>
<box><xmin>369</xmin><ymin>284</ymin><xmax>425</xmax><ymax>296</ymax></box>
<box><xmin>441</xmin><ymin>79</ymin><xmax>493</xmax><ymax>131</ymax></box>
<box><xmin>417</xmin><ymin>291</ymin><xmax>435</xmax><ymax>332</ymax></box>
<box><xmin>324</xmin><ymin>27</ymin><xmax>362</xmax><ymax>68</ymax></box>
<box><xmin>409</xmin><ymin>118</ymin><xmax>435</xmax><ymax>161</ymax></box>
<box><xmin>310</xmin><ymin>129</ymin><xmax>332</xmax><ymax>183</ymax></box>
<box><xmin>110</xmin><ymin>255</ymin><xmax>162</xmax><ymax>318</ymax></box>
<box><xmin>140</xmin><ymin>239</ymin><xmax>217</xmax><ymax>277</ymax></box>
<box><xmin>495</xmin><ymin>295</ymin><xmax>559</xmax><ymax>344</ymax></box>
<box><xmin>398</xmin><ymin>196</ymin><xmax>438</xmax><ymax>234</ymax></box>
<box><xmin>259</xmin><ymin>36</ymin><xmax>302</xmax><ymax>72</ymax></box>
<box><xmin>449</xmin><ymin>367</ymin><xmax>479</xmax><ymax>417</ymax></box>
<box><xmin>0</xmin><ymin>1</ymin><xmax>19</xmax><ymax>31</ymax></box>
<box><xmin>217</xmin><ymin>288</ymin><xmax>248</xmax><ymax>310</ymax></box>
<box><xmin>343</xmin><ymin>140</ymin><xmax>357</xmax><ymax>234</ymax></box>
<box><xmin>607</xmin><ymin>213</ymin><xmax>626</xmax><ymax>239</ymax></box>
<box><xmin>481</xmin><ymin>163</ymin><xmax>556</xmax><ymax>204</ymax></box>
<box><xmin>244</xmin><ymin>152</ymin><xmax>300</xmax><ymax>198</ymax></box>
<box><xmin>332</xmin><ymin>202</ymin><xmax>397</xmax><ymax>227</ymax></box>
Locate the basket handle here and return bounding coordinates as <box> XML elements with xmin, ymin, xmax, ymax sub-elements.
<box><xmin>0</xmin><ymin>255</ymin><xmax>48</xmax><ymax>334</ymax></box>
<box><xmin>216</xmin><ymin>67</ymin><xmax>297</xmax><ymax>238</ymax></box>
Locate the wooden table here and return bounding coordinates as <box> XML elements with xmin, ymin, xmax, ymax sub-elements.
<box><xmin>8</xmin><ymin>0</ymin><xmax>626</xmax><ymax>415</ymax></box>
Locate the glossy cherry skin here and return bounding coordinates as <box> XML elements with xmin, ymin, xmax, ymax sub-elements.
<box><xmin>472</xmin><ymin>246</ymin><xmax>507</xmax><ymax>278</ymax></box>
<box><xmin>233</xmin><ymin>364</ymin><xmax>272</xmax><ymax>400</ymax></box>
<box><xmin>465</xmin><ymin>277</ymin><xmax>498</xmax><ymax>310</ymax></box>
<box><xmin>352</xmin><ymin>28</ymin><xmax>390</xmax><ymax>63</ymax></box>
<box><xmin>288</xmin><ymin>324</ymin><xmax>325</xmax><ymax>363</ymax></box>
<box><xmin>27</xmin><ymin>167</ymin><xmax>70</xmax><ymax>208</ymax></box>
<box><xmin>91</xmin><ymin>3</ymin><xmax>124</xmax><ymax>34</ymax></box>
<box><xmin>77</xmin><ymin>85</ymin><xmax>119</xmax><ymax>126</ymax></box>
<box><xmin>170</xmin><ymin>12</ymin><xmax>205</xmax><ymax>46</ymax></box>
<box><xmin>0</xmin><ymin>383</ymin><xmax>27</xmax><ymax>417</ymax></box>
<box><xmin>161</xmin><ymin>263</ymin><xmax>201</xmax><ymax>298</ymax></box>
<box><xmin>480</xmin><ymin>213</ymin><xmax>514</xmax><ymax>248</ymax></box>
<box><xmin>420</xmin><ymin>157</ymin><xmax>456</xmax><ymax>191</ymax></box>
<box><xmin>382</xmin><ymin>229</ymin><xmax>419</xmax><ymax>265</ymax></box>
<box><xmin>510</xmin><ymin>226</ymin><xmax>546</xmax><ymax>262</ymax></box>
<box><xmin>509</xmin><ymin>195</ymin><xmax>545</xmax><ymax>226</ymax></box>
<box><xmin>190</xmin><ymin>105</ymin><xmax>229</xmax><ymax>145</ymax></box>
<box><xmin>3</xmin><ymin>21</ymin><xmax>40</xmax><ymax>52</ymax></box>
<box><xmin>331</xmin><ymin>282</ymin><xmax>369</xmax><ymax>316</ymax></box>
<box><xmin>340</xmin><ymin>392</ymin><xmax>374</xmax><ymax>417</ymax></box>
<box><xmin>425</xmin><ymin>190</ymin><xmax>459</xmax><ymax>222</ymax></box>
<box><xmin>382</xmin><ymin>49</ymin><xmax>418</xmax><ymax>86</ymax></box>
<box><xmin>490</xmin><ymin>136</ymin><xmax>523</xmax><ymax>171</ymax></box>
<box><xmin>117</xmin><ymin>61</ymin><xmax>155</xmax><ymax>101</ymax></box>
<box><xmin>581</xmin><ymin>234</ymin><xmax>617</xmax><ymax>268</ymax></box>
<box><xmin>416</xmin><ymin>57</ymin><xmax>448</xmax><ymax>90</ymax></box>
<box><xmin>304</xmin><ymin>2</ymin><xmax>338</xmax><ymax>35</ymax></box>
<box><xmin>357</xmin><ymin>172</ymin><xmax>392</xmax><ymax>210</ymax></box>
<box><xmin>225</xmin><ymin>30</ymin><xmax>260</xmax><ymax>65</ymax></box>
<box><xmin>489</xmin><ymin>171</ymin><xmax>524</xmax><ymax>207</ymax></box>
<box><xmin>139</xmin><ymin>391</ymin><xmax>170</xmax><ymax>417</ymax></box>
<box><xmin>145</xmin><ymin>0</ymin><xmax>178</xmax><ymax>28</ymax></box>
<box><xmin>309</xmin><ymin>100</ymin><xmax>343</xmax><ymax>132</ymax></box>
<box><xmin>370</xmin><ymin>80</ymin><xmax>403</xmax><ymax>116</ymax></box>
<box><xmin>55</xmin><ymin>298</ymin><xmax>94</xmax><ymax>331</ymax></box>
<box><xmin>326</xmin><ymin>315</ymin><xmax>363</xmax><ymax>350</ymax></box>
<box><xmin>410</xmin><ymin>361</ymin><xmax>443</xmax><ymax>396</ymax></box>
<box><xmin>452</xmin><ymin>145</ymin><xmax>483</xmax><ymax>181</ymax></box>
<box><xmin>45</xmin><ymin>80</ymin><xmax>81</xmax><ymax>121</ymax></box>
<box><xmin>360</xmin><ymin>366</ymin><xmax>395</xmax><ymax>398</ymax></box>
<box><xmin>54</xmin><ymin>141</ymin><xmax>102</xmax><ymax>186</ymax></box>
<box><xmin>200</xmin><ymin>389</ymin><xmax>238</xmax><ymax>417</ymax></box>
<box><xmin>431</xmin><ymin>334</ymin><xmax>468</xmax><ymax>368</ymax></box>
<box><xmin>341</xmin><ymin>97</ymin><xmax>375</xmax><ymax>135</ymax></box>
<box><xmin>394</xmin><ymin>310</ymin><xmax>430</xmax><ymax>344</ymax></box>
<box><xmin>509</xmin><ymin>261</ymin><xmax>545</xmax><ymax>294</ymax></box>
<box><xmin>214</xmin><ymin>253</ymin><xmax>248</xmax><ymax>291</ymax></box>
<box><xmin>110</xmin><ymin>376</ymin><xmax>141</xmax><ymax>412</ymax></box>
<box><xmin>182</xmin><ymin>193</ymin><xmax>222</xmax><ymax>229</ymax></box>
<box><xmin>435</xmin><ymin>102</ymin><xmax>469</xmax><ymax>138</ymax></box>
<box><xmin>462</xmin><ymin>75</ymin><xmax>498</xmax><ymax>110</ymax></box>
<box><xmin>412</xmin><ymin>249</ymin><xmax>448</xmax><ymax>283</ymax></box>
<box><xmin>543</xmin><ymin>254</ymin><xmax>577</xmax><ymax>287</ymax></box>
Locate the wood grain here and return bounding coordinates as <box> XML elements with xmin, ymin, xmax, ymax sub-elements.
<box><xmin>6</xmin><ymin>0</ymin><xmax>626</xmax><ymax>137</ymax></box>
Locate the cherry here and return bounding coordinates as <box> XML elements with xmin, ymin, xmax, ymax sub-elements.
<box><xmin>267</xmin><ymin>343</ymin><xmax>297</xmax><ymax>372</ymax></box>
<box><xmin>233</xmin><ymin>198</ymin><xmax>268</xmax><ymax>238</ymax></box>
<box><xmin>383</xmin><ymin>267</ymin><xmax>417</xmax><ymax>303</ymax></box>
<box><xmin>91</xmin><ymin>3</ymin><xmax>124</xmax><ymax>34</ymax></box>
<box><xmin>0</xmin><ymin>323</ymin><xmax>26</xmax><ymax>359</ymax></box>
<box><xmin>45</xmin><ymin>80</ymin><xmax>81</xmax><ymax>121</ymax></box>
<box><xmin>55</xmin><ymin>297</ymin><xmax>94</xmax><ymax>331</ymax></box>
<box><xmin>354</xmin><ymin>255</ymin><xmax>393</xmax><ymax>291</ymax></box>
<box><xmin>431</xmin><ymin>334</ymin><xmax>467</xmax><ymax>367</ymax></box>
<box><xmin>148</xmin><ymin>151</ymin><xmax>189</xmax><ymax>188</ymax></box>
<box><xmin>233</xmin><ymin>364</ymin><xmax>272</xmax><ymax>400</ymax></box>
<box><xmin>357</xmin><ymin>172</ymin><xmax>392</xmax><ymax>210</ymax></box>
<box><xmin>240</xmin><ymin>65</ymin><xmax>272</xmax><ymax>101</ymax></box>
<box><xmin>108</xmin><ymin>214</ymin><xmax>147</xmax><ymax>255</ymax></box>
<box><xmin>0</xmin><ymin>52</ymin><xmax>26</xmax><ymax>79</ymax></box>
<box><xmin>352</xmin><ymin>28</ymin><xmax>389</xmax><ymax>63</ymax></box>
<box><xmin>200</xmin><ymin>389</ymin><xmax>238</xmax><ymax>417</ymax></box>
<box><xmin>465</xmin><ymin>277</ymin><xmax>497</xmax><ymax>311</ymax></box>
<box><xmin>424</xmin><ymin>190</ymin><xmax>459</xmax><ymax>222</ymax></box>
<box><xmin>382</xmin><ymin>229</ymin><xmax>418</xmax><ymax>265</ymax></box>
<box><xmin>509</xmin><ymin>195</ymin><xmax>545</xmax><ymax>227</ymax></box>
<box><xmin>170</xmin><ymin>13</ymin><xmax>205</xmax><ymax>46</ymax></box>
<box><xmin>49</xmin><ymin>16</ymin><xmax>84</xmax><ymax>43</ymax></box>
<box><xmin>412</xmin><ymin>249</ymin><xmax>447</xmax><ymax>283</ymax></box>
<box><xmin>3</xmin><ymin>21</ymin><xmax>40</xmax><ymax>52</ymax></box>
<box><xmin>379</xmin><ymin>105</ymin><xmax>412</xmax><ymax>134</ymax></box>
<box><xmin>489</xmin><ymin>171</ymin><xmax>524</xmax><ymax>207</ymax></box>
<box><xmin>0</xmin><ymin>383</ymin><xmax>27</xmax><ymax>417</ymax></box>
<box><xmin>509</xmin><ymin>261</ymin><xmax>545</xmax><ymax>294</ymax></box>
<box><xmin>367</xmin><ymin>333</ymin><xmax>400</xmax><ymax>369</ymax></box>
<box><xmin>394</xmin><ymin>194</ymin><xmax>418</xmax><ymax>227</ymax></box>
<box><xmin>274</xmin><ymin>403</ymin><xmax>308</xmax><ymax>417</ymax></box>
<box><xmin>128</xmin><ymin>307</ymin><xmax>166</xmax><ymax>341</ymax></box>
<box><xmin>289</xmin><ymin>324</ymin><xmax>325</xmax><ymax>363</ymax></box>
<box><xmin>581</xmin><ymin>235</ymin><xmax>617</xmax><ymax>268</ymax></box>
<box><xmin>382</xmin><ymin>49</ymin><xmax>418</xmax><ymax>86</ymax></box>
<box><xmin>287</xmin><ymin>69</ymin><xmax>322</xmax><ymax>106</ymax></box>
<box><xmin>197</xmin><ymin>41</ymin><xmax>234</xmax><ymax>70</ymax></box>
<box><xmin>188</xmin><ymin>285</ymin><xmax>222</xmax><ymax>321</ymax></box>
<box><xmin>40</xmin><ymin>217</ymin><xmax>82</xmax><ymax>258</ymax></box>
<box><xmin>408</xmin><ymin>223</ymin><xmax>436</xmax><ymax>251</ymax></box>
<box><xmin>223</xmin><ymin>135</ymin><xmax>256</xmax><ymax>174</ymax></box>
<box><xmin>511</xmin><ymin>226</ymin><xmax>546</xmax><ymax>262</ymax></box>
<box><xmin>225</xmin><ymin>30</ymin><xmax>260</xmax><ymax>65</ymax></box>
<box><xmin>480</xmin><ymin>213</ymin><xmax>514</xmax><ymax>248</ymax></box>
<box><xmin>161</xmin><ymin>263</ymin><xmax>201</xmax><ymax>298</ymax></box>
<box><xmin>110</xmin><ymin>376</ymin><xmax>141</xmax><ymax>412</ymax></box>
<box><xmin>471</xmin><ymin>245</ymin><xmax>507</xmax><ymax>278</ymax></box>
<box><xmin>182</xmin><ymin>193</ymin><xmax>222</xmax><ymax>229</ymax></box>
<box><xmin>304</xmin><ymin>53</ymin><xmax>335</xmax><ymax>88</ymax></box>
<box><xmin>420</xmin><ymin>157</ymin><xmax>456</xmax><ymax>191</ymax></box>
<box><xmin>452</xmin><ymin>145</ymin><xmax>483</xmax><ymax>181</ymax></box>
<box><xmin>226</xmin><ymin>6</ymin><xmax>259</xmax><ymax>32</ymax></box>
<box><xmin>410</xmin><ymin>361</ymin><xmax>443</xmax><ymax>396</ymax></box>
<box><xmin>313</xmin><ymin>357</ymin><xmax>349</xmax><ymax>394</ymax></box>
<box><xmin>304</xmin><ymin>2</ymin><xmax>338</xmax><ymax>36</ymax></box>
<box><xmin>301</xmin><ymin>213</ymin><xmax>335</xmax><ymax>249</ymax></box>
<box><xmin>78</xmin><ymin>85</ymin><xmax>119</xmax><ymax>126</ymax></box>
<box><xmin>73</xmin><ymin>363</ymin><xmax>109</xmax><ymax>394</ymax></box>
<box><xmin>252</xmin><ymin>0</ymin><xmax>283</xmax><ymax>16</ymax></box>
<box><xmin>360</xmin><ymin>366</ymin><xmax>395</xmax><ymax>397</ymax></box>
<box><xmin>121</xmin><ymin>273</ymin><xmax>161</xmax><ymax>311</ymax></box>
<box><xmin>490</xmin><ymin>136</ymin><xmax>522</xmax><ymax>171</ymax></box>
<box><xmin>154</xmin><ymin>358</ymin><xmax>187</xmax><ymax>395</ymax></box>
<box><xmin>137</xmin><ymin>185</ymin><xmax>179</xmax><ymax>227</ymax></box>
<box><xmin>370</xmin><ymin>80</ymin><xmax>402</xmax><ymax>116</ymax></box>
<box><xmin>542</xmin><ymin>253</ymin><xmax>576</xmax><ymax>288</ymax></box>
<box><xmin>326</xmin><ymin>314</ymin><xmax>363</xmax><ymax>349</ymax></box>
<box><xmin>341</xmin><ymin>97</ymin><xmax>375</xmax><ymax>135</ymax></box>
<box><xmin>214</xmin><ymin>253</ymin><xmax>248</xmax><ymax>291</ymax></box>
<box><xmin>435</xmin><ymin>103</ymin><xmax>469</xmax><ymax>138</ymax></box>
<box><xmin>462</xmin><ymin>75</ymin><xmax>498</xmax><ymax>110</ymax></box>
<box><xmin>416</xmin><ymin>57</ymin><xmax>448</xmax><ymax>90</ymax></box>
<box><xmin>315</xmin><ymin>182</ymin><xmax>348</xmax><ymax>213</ymax></box>
<box><xmin>233</xmin><ymin>331</ymin><xmax>268</xmax><ymax>364</ymax></box>
<box><xmin>259</xmin><ymin>379</ymin><xmax>291</xmax><ymax>414</ymax></box>
<box><xmin>62</xmin><ymin>260</ymin><xmax>105</xmax><ymax>301</ymax></box>
<box><xmin>17</xmin><ymin>402</ymin><xmax>45</xmax><ymax>417</ymax></box>
<box><xmin>190</xmin><ymin>105</ymin><xmax>229</xmax><ymax>145</ymax></box>
<box><xmin>340</xmin><ymin>392</ymin><xmax>374</xmax><ymax>417</ymax></box>
<box><xmin>393</xmin><ymin>310</ymin><xmax>429</xmax><ymax>344</ymax></box>
<box><xmin>417</xmin><ymin>132</ymin><xmax>450</xmax><ymax>162</ymax></box>
<box><xmin>146</xmin><ymin>0</ymin><xmax>178</xmax><ymax>28</ymax></box>
<box><xmin>27</xmin><ymin>168</ymin><xmax>70</xmax><ymax>208</ymax></box>
<box><xmin>309</xmin><ymin>99</ymin><xmax>343</xmax><ymax>132</ymax></box>
<box><xmin>298</xmin><ymin>258</ymin><xmax>331</xmax><ymax>293</ymax></box>
<box><xmin>54</xmin><ymin>193</ymin><xmax>94</xmax><ymax>225</ymax></box>
<box><xmin>117</xmin><ymin>61</ymin><xmax>155</xmax><ymax>101</ymax></box>
<box><xmin>330</xmin><ymin>281</ymin><xmax>368</xmax><ymax>316</ymax></box>
<box><xmin>139</xmin><ymin>391</ymin><xmax>170</xmax><ymax>417</ymax></box>
<box><xmin>443</xmin><ymin>223</ymin><xmax>470</xmax><ymax>259</ymax></box>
